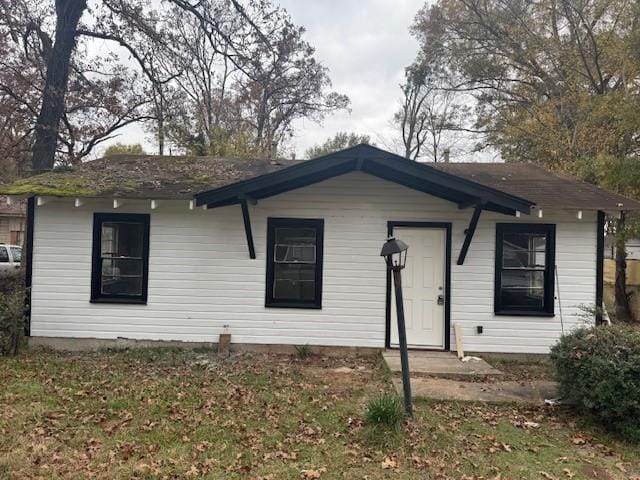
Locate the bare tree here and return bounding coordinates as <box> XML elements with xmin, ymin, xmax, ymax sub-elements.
<box><xmin>0</xmin><ymin>0</ymin><xmax>157</xmax><ymax>166</ymax></box>
<box><xmin>158</xmin><ymin>0</ymin><xmax>349</xmax><ymax>158</ymax></box>
<box><xmin>395</xmin><ymin>61</ymin><xmax>471</xmax><ymax>161</ymax></box>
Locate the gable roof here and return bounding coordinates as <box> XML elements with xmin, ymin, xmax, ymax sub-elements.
<box><xmin>1</xmin><ymin>144</ymin><xmax>638</xmax><ymax>213</ymax></box>
<box><xmin>194</xmin><ymin>145</ymin><xmax>534</xmax><ymax>215</ymax></box>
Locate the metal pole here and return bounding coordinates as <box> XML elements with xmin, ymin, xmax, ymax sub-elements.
<box><xmin>392</xmin><ymin>267</ymin><xmax>413</xmax><ymax>417</ymax></box>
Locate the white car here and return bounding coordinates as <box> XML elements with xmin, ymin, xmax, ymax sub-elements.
<box><xmin>0</xmin><ymin>244</ymin><xmax>22</xmax><ymax>274</ymax></box>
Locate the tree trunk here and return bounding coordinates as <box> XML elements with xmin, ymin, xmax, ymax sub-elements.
<box><xmin>30</xmin><ymin>0</ymin><xmax>87</xmax><ymax>172</ymax></box>
<box><xmin>615</xmin><ymin>212</ymin><xmax>634</xmax><ymax>322</ymax></box>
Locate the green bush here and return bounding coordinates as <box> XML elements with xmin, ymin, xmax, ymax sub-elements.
<box><xmin>0</xmin><ymin>272</ymin><xmax>26</xmax><ymax>356</ymax></box>
<box><xmin>364</xmin><ymin>393</ymin><xmax>404</xmax><ymax>429</ymax></box>
<box><xmin>550</xmin><ymin>325</ymin><xmax>640</xmax><ymax>440</ymax></box>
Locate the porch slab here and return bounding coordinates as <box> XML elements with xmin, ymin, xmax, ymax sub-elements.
<box><xmin>383</xmin><ymin>350</ymin><xmax>504</xmax><ymax>378</ymax></box>
<box><xmin>393</xmin><ymin>377</ymin><xmax>558</xmax><ymax>404</ymax></box>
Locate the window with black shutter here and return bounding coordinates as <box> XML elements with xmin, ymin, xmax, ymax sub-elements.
<box><xmin>91</xmin><ymin>213</ymin><xmax>150</xmax><ymax>304</ymax></box>
<box><xmin>494</xmin><ymin>223</ymin><xmax>555</xmax><ymax>315</ymax></box>
<box><xmin>265</xmin><ymin>218</ymin><xmax>324</xmax><ymax>308</ymax></box>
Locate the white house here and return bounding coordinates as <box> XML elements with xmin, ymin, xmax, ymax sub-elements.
<box><xmin>5</xmin><ymin>145</ymin><xmax>639</xmax><ymax>354</ymax></box>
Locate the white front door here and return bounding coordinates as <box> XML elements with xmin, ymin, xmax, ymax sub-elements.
<box><xmin>390</xmin><ymin>227</ymin><xmax>447</xmax><ymax>349</ymax></box>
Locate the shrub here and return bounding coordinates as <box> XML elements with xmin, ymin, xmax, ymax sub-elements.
<box><xmin>0</xmin><ymin>272</ymin><xmax>26</xmax><ymax>356</ymax></box>
<box><xmin>364</xmin><ymin>393</ymin><xmax>404</xmax><ymax>429</ymax></box>
<box><xmin>550</xmin><ymin>325</ymin><xmax>640</xmax><ymax>440</ymax></box>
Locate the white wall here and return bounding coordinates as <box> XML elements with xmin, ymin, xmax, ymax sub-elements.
<box><xmin>30</xmin><ymin>172</ymin><xmax>597</xmax><ymax>353</ymax></box>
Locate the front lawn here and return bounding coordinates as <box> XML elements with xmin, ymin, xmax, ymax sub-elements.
<box><xmin>1</xmin><ymin>348</ymin><xmax>638</xmax><ymax>479</ymax></box>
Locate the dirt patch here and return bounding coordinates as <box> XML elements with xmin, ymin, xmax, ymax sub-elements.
<box><xmin>486</xmin><ymin>357</ymin><xmax>555</xmax><ymax>382</ymax></box>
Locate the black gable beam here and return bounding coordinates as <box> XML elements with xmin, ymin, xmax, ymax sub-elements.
<box><xmin>365</xmin><ymin>157</ymin><xmax>532</xmax><ymax>214</ymax></box>
<box><xmin>195</xmin><ymin>156</ymin><xmax>355</xmax><ymax>207</ymax></box>
<box><xmin>360</xmin><ymin>160</ymin><xmax>529</xmax><ymax>215</ymax></box>
<box><xmin>203</xmin><ymin>161</ymin><xmax>358</xmax><ymax>209</ymax></box>
<box><xmin>361</xmin><ymin>161</ymin><xmax>468</xmax><ymax>204</ymax></box>
<box><xmin>248</xmin><ymin>160</ymin><xmax>358</xmax><ymax>201</ymax></box>
<box><xmin>457</xmin><ymin>204</ymin><xmax>482</xmax><ymax>265</ymax></box>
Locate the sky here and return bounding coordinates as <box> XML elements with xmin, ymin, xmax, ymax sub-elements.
<box><xmin>103</xmin><ymin>0</ymin><xmax>426</xmax><ymax>158</ymax></box>
<box><xmin>275</xmin><ymin>0</ymin><xmax>425</xmax><ymax>156</ymax></box>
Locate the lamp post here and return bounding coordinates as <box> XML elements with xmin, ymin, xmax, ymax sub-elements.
<box><xmin>380</xmin><ymin>236</ymin><xmax>412</xmax><ymax>417</ymax></box>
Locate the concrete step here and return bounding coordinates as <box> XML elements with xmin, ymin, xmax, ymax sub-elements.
<box><xmin>383</xmin><ymin>350</ymin><xmax>504</xmax><ymax>379</ymax></box>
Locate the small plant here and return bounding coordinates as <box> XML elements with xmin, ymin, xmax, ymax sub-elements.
<box><xmin>364</xmin><ymin>392</ymin><xmax>404</xmax><ymax>429</ymax></box>
<box><xmin>295</xmin><ymin>344</ymin><xmax>311</xmax><ymax>360</ymax></box>
<box><xmin>550</xmin><ymin>325</ymin><xmax>640</xmax><ymax>441</ymax></box>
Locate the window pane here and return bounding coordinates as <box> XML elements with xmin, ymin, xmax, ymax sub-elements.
<box><xmin>101</xmin><ymin>258</ymin><xmax>143</xmax><ymax>277</ymax></box>
<box><xmin>0</xmin><ymin>247</ymin><xmax>8</xmax><ymax>263</ymax></box>
<box><xmin>10</xmin><ymin>247</ymin><xmax>22</xmax><ymax>263</ymax></box>
<box><xmin>102</xmin><ymin>222</ymin><xmax>144</xmax><ymax>258</ymax></box>
<box><xmin>500</xmin><ymin>270</ymin><xmax>545</xmax><ymax>309</ymax></box>
<box><xmin>503</xmin><ymin>233</ymin><xmax>546</xmax><ymax>268</ymax></box>
<box><xmin>275</xmin><ymin>244</ymin><xmax>315</xmax><ymax>263</ymax></box>
<box><xmin>101</xmin><ymin>275</ymin><xmax>143</xmax><ymax>296</ymax></box>
<box><xmin>273</xmin><ymin>263</ymin><xmax>316</xmax><ymax>301</ymax></box>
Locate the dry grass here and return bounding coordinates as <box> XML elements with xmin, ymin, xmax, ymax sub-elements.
<box><xmin>1</xmin><ymin>347</ymin><xmax>639</xmax><ymax>479</ymax></box>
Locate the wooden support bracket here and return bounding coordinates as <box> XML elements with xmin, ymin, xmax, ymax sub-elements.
<box><xmin>240</xmin><ymin>199</ymin><xmax>256</xmax><ymax>259</ymax></box>
<box><xmin>457</xmin><ymin>204</ymin><xmax>482</xmax><ymax>265</ymax></box>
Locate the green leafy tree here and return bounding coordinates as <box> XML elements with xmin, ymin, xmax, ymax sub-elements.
<box><xmin>103</xmin><ymin>143</ymin><xmax>146</xmax><ymax>156</ymax></box>
<box><xmin>305</xmin><ymin>132</ymin><xmax>371</xmax><ymax>159</ymax></box>
<box><xmin>412</xmin><ymin>0</ymin><xmax>640</xmax><ymax>320</ymax></box>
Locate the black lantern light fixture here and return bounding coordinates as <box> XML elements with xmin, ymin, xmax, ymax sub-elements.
<box><xmin>380</xmin><ymin>236</ymin><xmax>412</xmax><ymax>417</ymax></box>
<box><xmin>381</xmin><ymin>237</ymin><xmax>409</xmax><ymax>270</ymax></box>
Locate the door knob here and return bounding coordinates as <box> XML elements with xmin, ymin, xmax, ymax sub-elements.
<box><xmin>437</xmin><ymin>294</ymin><xmax>445</xmax><ymax>305</ymax></box>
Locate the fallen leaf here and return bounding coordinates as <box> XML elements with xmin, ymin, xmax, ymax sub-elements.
<box><xmin>615</xmin><ymin>463</ymin><xmax>628</xmax><ymax>473</ymax></box>
<box><xmin>301</xmin><ymin>467</ymin><xmax>326</xmax><ymax>479</ymax></box>
<box><xmin>381</xmin><ymin>457</ymin><xmax>397</xmax><ymax>469</ymax></box>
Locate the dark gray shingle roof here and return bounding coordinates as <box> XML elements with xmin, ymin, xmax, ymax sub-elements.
<box><xmin>2</xmin><ymin>152</ymin><xmax>638</xmax><ymax>211</ymax></box>
<box><xmin>431</xmin><ymin>162</ymin><xmax>640</xmax><ymax>211</ymax></box>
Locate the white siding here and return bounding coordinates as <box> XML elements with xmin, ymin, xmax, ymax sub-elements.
<box><xmin>30</xmin><ymin>172</ymin><xmax>597</xmax><ymax>353</ymax></box>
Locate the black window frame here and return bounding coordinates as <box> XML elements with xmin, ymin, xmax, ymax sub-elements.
<box><xmin>494</xmin><ymin>223</ymin><xmax>556</xmax><ymax>316</ymax></box>
<box><xmin>91</xmin><ymin>212</ymin><xmax>150</xmax><ymax>304</ymax></box>
<box><xmin>265</xmin><ymin>217</ymin><xmax>324</xmax><ymax>309</ymax></box>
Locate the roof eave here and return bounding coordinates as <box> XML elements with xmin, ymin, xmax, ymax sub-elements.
<box><xmin>194</xmin><ymin>145</ymin><xmax>534</xmax><ymax>215</ymax></box>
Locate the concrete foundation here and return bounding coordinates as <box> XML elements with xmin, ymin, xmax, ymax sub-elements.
<box><xmin>28</xmin><ymin>336</ymin><xmax>380</xmax><ymax>357</ymax></box>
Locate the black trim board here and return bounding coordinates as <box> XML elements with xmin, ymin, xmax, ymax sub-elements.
<box><xmin>90</xmin><ymin>212</ymin><xmax>151</xmax><ymax>304</ymax></box>
<box><xmin>385</xmin><ymin>221</ymin><xmax>452</xmax><ymax>351</ymax></box>
<box><xmin>596</xmin><ymin>210</ymin><xmax>605</xmax><ymax>324</ymax></box>
<box><xmin>24</xmin><ymin>196</ymin><xmax>35</xmax><ymax>336</ymax></box>
<box><xmin>195</xmin><ymin>144</ymin><xmax>534</xmax><ymax>216</ymax></box>
<box><xmin>494</xmin><ymin>223</ymin><xmax>556</xmax><ymax>315</ymax></box>
<box><xmin>265</xmin><ymin>217</ymin><xmax>324</xmax><ymax>309</ymax></box>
